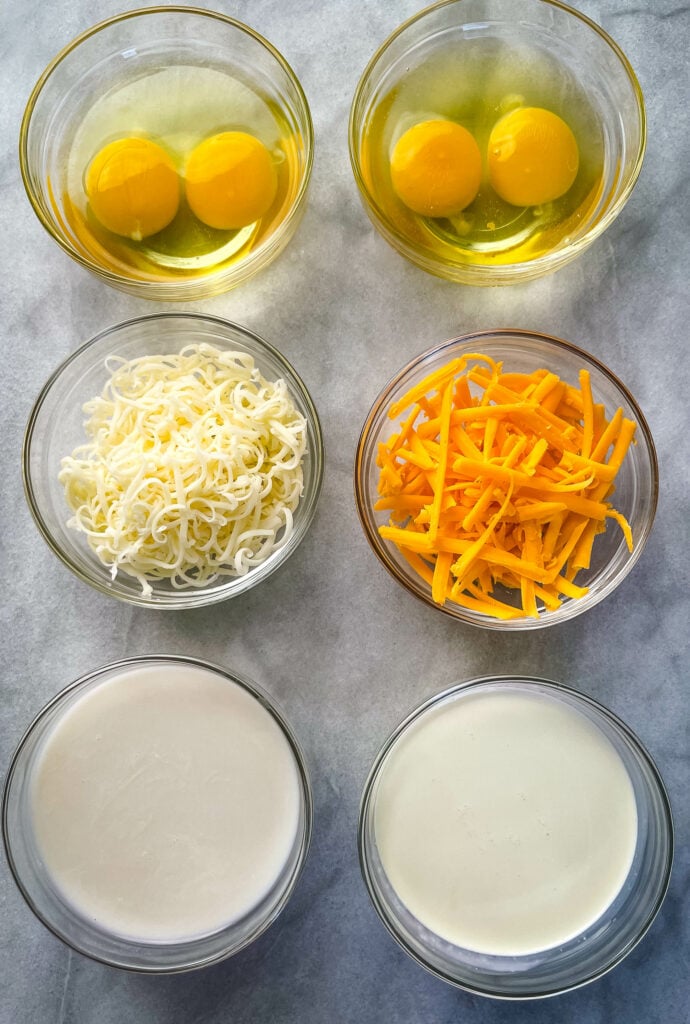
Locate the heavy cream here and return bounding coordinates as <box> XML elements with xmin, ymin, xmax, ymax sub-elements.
<box><xmin>373</xmin><ymin>686</ymin><xmax>638</xmax><ymax>957</ymax></box>
<box><xmin>30</xmin><ymin>662</ymin><xmax>302</xmax><ymax>943</ymax></box>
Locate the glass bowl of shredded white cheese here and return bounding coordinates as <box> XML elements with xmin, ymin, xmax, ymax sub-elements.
<box><xmin>23</xmin><ymin>313</ymin><xmax>324</xmax><ymax>607</ymax></box>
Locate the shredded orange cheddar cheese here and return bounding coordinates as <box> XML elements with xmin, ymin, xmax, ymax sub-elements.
<box><xmin>375</xmin><ymin>353</ymin><xmax>637</xmax><ymax>619</ymax></box>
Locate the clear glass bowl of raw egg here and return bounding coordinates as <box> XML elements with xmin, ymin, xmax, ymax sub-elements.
<box><xmin>349</xmin><ymin>0</ymin><xmax>646</xmax><ymax>285</ymax></box>
<box><xmin>20</xmin><ymin>8</ymin><xmax>313</xmax><ymax>300</ymax></box>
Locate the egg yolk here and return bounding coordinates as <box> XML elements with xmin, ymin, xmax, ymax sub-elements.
<box><xmin>185</xmin><ymin>132</ymin><xmax>278</xmax><ymax>231</ymax></box>
<box><xmin>85</xmin><ymin>138</ymin><xmax>180</xmax><ymax>241</ymax></box>
<box><xmin>390</xmin><ymin>120</ymin><xmax>481</xmax><ymax>218</ymax></box>
<box><xmin>488</xmin><ymin>107</ymin><xmax>579</xmax><ymax>208</ymax></box>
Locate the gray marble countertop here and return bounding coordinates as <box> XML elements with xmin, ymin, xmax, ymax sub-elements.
<box><xmin>1</xmin><ymin>1</ymin><xmax>688</xmax><ymax>1022</ymax></box>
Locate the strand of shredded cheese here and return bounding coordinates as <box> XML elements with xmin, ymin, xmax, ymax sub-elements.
<box><xmin>59</xmin><ymin>343</ymin><xmax>307</xmax><ymax>596</ymax></box>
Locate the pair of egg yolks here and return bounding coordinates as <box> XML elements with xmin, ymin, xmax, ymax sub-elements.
<box><xmin>85</xmin><ymin>132</ymin><xmax>278</xmax><ymax>241</ymax></box>
<box><xmin>390</xmin><ymin>108</ymin><xmax>579</xmax><ymax>218</ymax></box>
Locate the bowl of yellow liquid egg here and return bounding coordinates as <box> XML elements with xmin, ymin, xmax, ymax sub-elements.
<box><xmin>349</xmin><ymin>0</ymin><xmax>645</xmax><ymax>285</ymax></box>
<box><xmin>20</xmin><ymin>8</ymin><xmax>313</xmax><ymax>300</ymax></box>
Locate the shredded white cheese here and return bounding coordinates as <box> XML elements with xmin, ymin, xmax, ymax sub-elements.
<box><xmin>59</xmin><ymin>343</ymin><xmax>307</xmax><ymax>596</ymax></box>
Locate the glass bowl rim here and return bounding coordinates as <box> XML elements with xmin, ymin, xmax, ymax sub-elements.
<box><xmin>19</xmin><ymin>4</ymin><xmax>315</xmax><ymax>289</ymax></box>
<box><xmin>354</xmin><ymin>327</ymin><xmax>659</xmax><ymax>630</ymax></box>
<box><xmin>22</xmin><ymin>310</ymin><xmax>325</xmax><ymax>609</ymax></box>
<box><xmin>348</xmin><ymin>0</ymin><xmax>647</xmax><ymax>278</ymax></box>
<box><xmin>2</xmin><ymin>653</ymin><xmax>314</xmax><ymax>974</ymax></box>
<box><xmin>358</xmin><ymin>673</ymin><xmax>674</xmax><ymax>1000</ymax></box>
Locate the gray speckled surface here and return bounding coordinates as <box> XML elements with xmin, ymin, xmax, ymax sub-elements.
<box><xmin>1</xmin><ymin>1</ymin><xmax>689</xmax><ymax>1021</ymax></box>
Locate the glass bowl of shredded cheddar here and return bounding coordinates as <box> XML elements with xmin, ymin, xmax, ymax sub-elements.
<box><xmin>24</xmin><ymin>314</ymin><xmax>324</xmax><ymax>608</ymax></box>
<box><xmin>355</xmin><ymin>330</ymin><xmax>657</xmax><ymax>629</ymax></box>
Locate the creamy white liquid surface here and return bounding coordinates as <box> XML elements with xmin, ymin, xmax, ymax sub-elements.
<box><xmin>30</xmin><ymin>663</ymin><xmax>301</xmax><ymax>943</ymax></box>
<box><xmin>373</xmin><ymin>687</ymin><xmax>638</xmax><ymax>957</ymax></box>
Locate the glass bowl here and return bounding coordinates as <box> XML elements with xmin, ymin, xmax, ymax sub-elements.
<box><xmin>23</xmin><ymin>313</ymin><xmax>324</xmax><ymax>608</ymax></box>
<box><xmin>2</xmin><ymin>655</ymin><xmax>313</xmax><ymax>973</ymax></box>
<box><xmin>359</xmin><ymin>676</ymin><xmax>673</xmax><ymax>999</ymax></box>
<box><xmin>349</xmin><ymin>0</ymin><xmax>645</xmax><ymax>285</ymax></box>
<box><xmin>355</xmin><ymin>330</ymin><xmax>657</xmax><ymax>629</ymax></box>
<box><xmin>20</xmin><ymin>7</ymin><xmax>313</xmax><ymax>300</ymax></box>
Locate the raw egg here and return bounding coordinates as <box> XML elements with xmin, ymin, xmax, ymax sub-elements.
<box><xmin>390</xmin><ymin>120</ymin><xmax>481</xmax><ymax>218</ymax></box>
<box><xmin>85</xmin><ymin>137</ymin><xmax>180</xmax><ymax>240</ymax></box>
<box><xmin>488</xmin><ymin>107</ymin><xmax>579</xmax><ymax>207</ymax></box>
<box><xmin>185</xmin><ymin>132</ymin><xmax>278</xmax><ymax>230</ymax></box>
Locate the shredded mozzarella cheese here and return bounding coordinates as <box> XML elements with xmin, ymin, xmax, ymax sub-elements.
<box><xmin>59</xmin><ymin>343</ymin><xmax>308</xmax><ymax>596</ymax></box>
